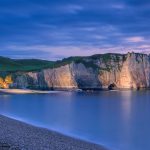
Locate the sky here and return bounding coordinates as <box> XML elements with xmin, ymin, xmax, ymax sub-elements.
<box><xmin>0</xmin><ymin>0</ymin><xmax>150</xmax><ymax>60</ymax></box>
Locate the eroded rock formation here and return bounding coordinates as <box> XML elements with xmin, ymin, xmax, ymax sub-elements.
<box><xmin>10</xmin><ymin>52</ymin><xmax>150</xmax><ymax>90</ymax></box>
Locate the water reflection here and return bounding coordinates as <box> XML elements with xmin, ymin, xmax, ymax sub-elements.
<box><xmin>0</xmin><ymin>91</ymin><xmax>150</xmax><ymax>150</ymax></box>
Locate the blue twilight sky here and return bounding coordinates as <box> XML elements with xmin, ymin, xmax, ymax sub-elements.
<box><xmin>0</xmin><ymin>0</ymin><xmax>150</xmax><ymax>60</ymax></box>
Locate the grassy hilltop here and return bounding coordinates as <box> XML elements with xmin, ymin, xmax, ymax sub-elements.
<box><xmin>0</xmin><ymin>56</ymin><xmax>54</xmax><ymax>72</ymax></box>
<box><xmin>0</xmin><ymin>53</ymin><xmax>125</xmax><ymax>72</ymax></box>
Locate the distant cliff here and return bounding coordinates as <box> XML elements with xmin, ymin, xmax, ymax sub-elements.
<box><xmin>1</xmin><ymin>52</ymin><xmax>150</xmax><ymax>90</ymax></box>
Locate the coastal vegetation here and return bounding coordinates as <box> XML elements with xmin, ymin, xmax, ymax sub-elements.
<box><xmin>0</xmin><ymin>53</ymin><xmax>125</xmax><ymax>72</ymax></box>
<box><xmin>0</xmin><ymin>56</ymin><xmax>54</xmax><ymax>72</ymax></box>
<box><xmin>0</xmin><ymin>52</ymin><xmax>148</xmax><ymax>90</ymax></box>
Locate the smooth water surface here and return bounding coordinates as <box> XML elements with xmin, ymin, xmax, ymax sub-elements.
<box><xmin>0</xmin><ymin>91</ymin><xmax>150</xmax><ymax>150</ymax></box>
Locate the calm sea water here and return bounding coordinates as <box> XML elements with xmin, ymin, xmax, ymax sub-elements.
<box><xmin>0</xmin><ymin>91</ymin><xmax>150</xmax><ymax>150</ymax></box>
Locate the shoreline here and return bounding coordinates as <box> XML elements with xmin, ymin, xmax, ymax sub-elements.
<box><xmin>0</xmin><ymin>115</ymin><xmax>107</xmax><ymax>150</ymax></box>
<box><xmin>0</xmin><ymin>88</ymin><xmax>149</xmax><ymax>95</ymax></box>
<box><xmin>0</xmin><ymin>89</ymin><xmax>60</xmax><ymax>94</ymax></box>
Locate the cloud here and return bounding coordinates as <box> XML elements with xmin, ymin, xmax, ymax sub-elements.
<box><xmin>1</xmin><ymin>42</ymin><xmax>150</xmax><ymax>61</ymax></box>
<box><xmin>125</xmin><ymin>36</ymin><xmax>145</xmax><ymax>43</ymax></box>
<box><xmin>0</xmin><ymin>0</ymin><xmax>150</xmax><ymax>59</ymax></box>
<box><xmin>111</xmin><ymin>3</ymin><xmax>126</xmax><ymax>10</ymax></box>
<box><xmin>63</xmin><ymin>5</ymin><xmax>84</xmax><ymax>14</ymax></box>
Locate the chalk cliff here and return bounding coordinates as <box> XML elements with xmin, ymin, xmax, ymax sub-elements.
<box><xmin>10</xmin><ymin>52</ymin><xmax>150</xmax><ymax>90</ymax></box>
<box><xmin>98</xmin><ymin>53</ymin><xmax>150</xmax><ymax>89</ymax></box>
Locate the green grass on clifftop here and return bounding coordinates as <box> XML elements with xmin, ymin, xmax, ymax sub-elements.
<box><xmin>0</xmin><ymin>56</ymin><xmax>55</xmax><ymax>72</ymax></box>
<box><xmin>0</xmin><ymin>53</ymin><xmax>126</xmax><ymax>72</ymax></box>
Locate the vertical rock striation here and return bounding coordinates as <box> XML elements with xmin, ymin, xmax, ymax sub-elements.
<box><xmin>98</xmin><ymin>52</ymin><xmax>150</xmax><ymax>89</ymax></box>
<box><xmin>11</xmin><ymin>52</ymin><xmax>150</xmax><ymax>90</ymax></box>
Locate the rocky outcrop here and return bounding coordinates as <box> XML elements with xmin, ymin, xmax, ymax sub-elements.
<box><xmin>10</xmin><ymin>52</ymin><xmax>150</xmax><ymax>90</ymax></box>
<box><xmin>71</xmin><ymin>63</ymin><xmax>101</xmax><ymax>89</ymax></box>
<box><xmin>43</xmin><ymin>65</ymin><xmax>77</xmax><ymax>89</ymax></box>
<box><xmin>12</xmin><ymin>63</ymin><xmax>101</xmax><ymax>90</ymax></box>
<box><xmin>98</xmin><ymin>52</ymin><xmax>150</xmax><ymax>89</ymax></box>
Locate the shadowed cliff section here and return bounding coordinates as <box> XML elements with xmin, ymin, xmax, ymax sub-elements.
<box><xmin>0</xmin><ymin>52</ymin><xmax>150</xmax><ymax>90</ymax></box>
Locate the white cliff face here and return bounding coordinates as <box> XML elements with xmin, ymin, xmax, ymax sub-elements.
<box><xmin>120</xmin><ymin>53</ymin><xmax>150</xmax><ymax>88</ymax></box>
<box><xmin>12</xmin><ymin>53</ymin><xmax>150</xmax><ymax>90</ymax></box>
<box><xmin>42</xmin><ymin>63</ymin><xmax>101</xmax><ymax>89</ymax></box>
<box><xmin>98</xmin><ymin>53</ymin><xmax>150</xmax><ymax>89</ymax></box>
<box><xmin>14</xmin><ymin>74</ymin><xmax>29</xmax><ymax>89</ymax></box>
<box><xmin>98</xmin><ymin>54</ymin><xmax>124</xmax><ymax>88</ymax></box>
<box><xmin>71</xmin><ymin>63</ymin><xmax>101</xmax><ymax>88</ymax></box>
<box><xmin>43</xmin><ymin>65</ymin><xmax>77</xmax><ymax>89</ymax></box>
<box><xmin>118</xmin><ymin>57</ymin><xmax>133</xmax><ymax>88</ymax></box>
<box><xmin>13</xmin><ymin>63</ymin><xmax>101</xmax><ymax>89</ymax></box>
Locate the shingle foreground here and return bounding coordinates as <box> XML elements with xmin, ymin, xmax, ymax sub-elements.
<box><xmin>0</xmin><ymin>115</ymin><xmax>107</xmax><ymax>150</ymax></box>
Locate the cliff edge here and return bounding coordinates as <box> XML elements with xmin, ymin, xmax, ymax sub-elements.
<box><xmin>1</xmin><ymin>52</ymin><xmax>150</xmax><ymax>90</ymax></box>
